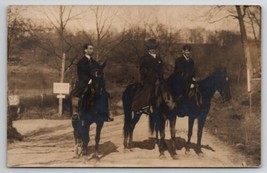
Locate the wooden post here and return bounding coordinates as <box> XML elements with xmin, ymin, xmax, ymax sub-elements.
<box><xmin>247</xmin><ymin>68</ymin><xmax>251</xmax><ymax>93</ymax></box>
<box><xmin>57</xmin><ymin>94</ymin><xmax>66</xmax><ymax>116</ymax></box>
<box><xmin>59</xmin><ymin>53</ymin><xmax>66</xmax><ymax>116</ymax></box>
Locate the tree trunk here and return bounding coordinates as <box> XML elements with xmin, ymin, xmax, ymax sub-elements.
<box><xmin>236</xmin><ymin>5</ymin><xmax>253</xmax><ymax>92</ymax></box>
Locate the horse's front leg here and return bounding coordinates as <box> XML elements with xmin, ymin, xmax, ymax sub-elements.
<box><xmin>94</xmin><ymin>121</ymin><xmax>104</xmax><ymax>159</ymax></box>
<box><xmin>123</xmin><ymin>133</ymin><xmax>128</xmax><ymax>150</ymax></box>
<box><xmin>169</xmin><ymin>115</ymin><xmax>178</xmax><ymax>159</ymax></box>
<box><xmin>81</xmin><ymin>120</ymin><xmax>90</xmax><ymax>156</ymax></box>
<box><xmin>72</xmin><ymin>118</ymin><xmax>83</xmax><ymax>158</ymax></box>
<box><xmin>73</xmin><ymin>131</ymin><xmax>83</xmax><ymax>158</ymax></box>
<box><xmin>186</xmin><ymin>116</ymin><xmax>195</xmax><ymax>154</ymax></box>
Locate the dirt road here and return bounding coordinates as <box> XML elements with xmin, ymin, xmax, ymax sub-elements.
<box><xmin>7</xmin><ymin>115</ymin><xmax>247</xmax><ymax>167</ymax></box>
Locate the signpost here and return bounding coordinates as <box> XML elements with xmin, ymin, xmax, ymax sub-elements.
<box><xmin>53</xmin><ymin>82</ymin><xmax>70</xmax><ymax>116</ymax></box>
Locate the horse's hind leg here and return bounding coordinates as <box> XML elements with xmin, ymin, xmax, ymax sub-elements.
<box><xmin>128</xmin><ymin>112</ymin><xmax>142</xmax><ymax>149</ymax></box>
<box><xmin>157</xmin><ymin>116</ymin><xmax>167</xmax><ymax>159</ymax></box>
<box><xmin>94</xmin><ymin>122</ymin><xmax>104</xmax><ymax>159</ymax></box>
<box><xmin>123</xmin><ymin>111</ymin><xmax>133</xmax><ymax>151</ymax></box>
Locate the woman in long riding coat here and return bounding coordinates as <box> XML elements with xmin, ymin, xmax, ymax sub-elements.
<box><xmin>131</xmin><ymin>38</ymin><xmax>164</xmax><ymax>112</ymax></box>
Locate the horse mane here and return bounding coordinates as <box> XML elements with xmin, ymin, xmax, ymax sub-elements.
<box><xmin>198</xmin><ymin>74</ymin><xmax>216</xmax><ymax>87</ymax></box>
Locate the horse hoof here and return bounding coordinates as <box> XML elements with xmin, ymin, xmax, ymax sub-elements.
<box><xmin>124</xmin><ymin>148</ymin><xmax>132</xmax><ymax>153</ymax></box>
<box><xmin>159</xmin><ymin>154</ymin><xmax>166</xmax><ymax>160</ymax></box>
<box><xmin>73</xmin><ymin>154</ymin><xmax>80</xmax><ymax>159</ymax></box>
<box><xmin>172</xmin><ymin>154</ymin><xmax>179</xmax><ymax>160</ymax></box>
<box><xmin>94</xmin><ymin>156</ymin><xmax>100</xmax><ymax>161</ymax></box>
<box><xmin>185</xmin><ymin>150</ymin><xmax>190</xmax><ymax>155</ymax></box>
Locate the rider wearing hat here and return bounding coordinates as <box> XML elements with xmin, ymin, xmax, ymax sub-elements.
<box><xmin>131</xmin><ymin>38</ymin><xmax>164</xmax><ymax>112</ymax></box>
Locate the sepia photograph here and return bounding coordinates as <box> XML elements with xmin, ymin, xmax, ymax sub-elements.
<box><xmin>7</xmin><ymin>5</ymin><xmax>261</xmax><ymax>167</ymax></box>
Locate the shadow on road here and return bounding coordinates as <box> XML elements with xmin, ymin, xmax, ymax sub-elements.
<box><xmin>174</xmin><ymin>137</ymin><xmax>215</xmax><ymax>154</ymax></box>
<box><xmin>130</xmin><ymin>137</ymin><xmax>215</xmax><ymax>155</ymax></box>
<box><xmin>86</xmin><ymin>141</ymin><xmax>119</xmax><ymax>160</ymax></box>
<box><xmin>131</xmin><ymin>137</ymin><xmax>157</xmax><ymax>150</ymax></box>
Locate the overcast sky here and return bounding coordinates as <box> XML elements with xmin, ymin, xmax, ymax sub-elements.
<box><xmin>13</xmin><ymin>5</ymin><xmax>250</xmax><ymax>34</ymax></box>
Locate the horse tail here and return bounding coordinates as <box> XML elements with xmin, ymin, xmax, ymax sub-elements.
<box><xmin>122</xmin><ymin>84</ymin><xmax>134</xmax><ymax>138</ymax></box>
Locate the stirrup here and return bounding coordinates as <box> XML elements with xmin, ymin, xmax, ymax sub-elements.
<box><xmin>137</xmin><ymin>106</ymin><xmax>152</xmax><ymax>115</ymax></box>
<box><xmin>72</xmin><ymin>113</ymin><xmax>80</xmax><ymax>121</ymax></box>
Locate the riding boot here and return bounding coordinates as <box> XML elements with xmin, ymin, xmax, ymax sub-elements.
<box><xmin>195</xmin><ymin>88</ymin><xmax>203</xmax><ymax>108</ymax></box>
<box><xmin>72</xmin><ymin>97</ymin><xmax>80</xmax><ymax>120</ymax></box>
<box><xmin>188</xmin><ymin>86</ymin><xmax>203</xmax><ymax>108</ymax></box>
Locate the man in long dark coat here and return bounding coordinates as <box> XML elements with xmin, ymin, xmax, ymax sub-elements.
<box><xmin>131</xmin><ymin>38</ymin><xmax>164</xmax><ymax>112</ymax></box>
<box><xmin>174</xmin><ymin>44</ymin><xmax>202</xmax><ymax>107</ymax></box>
<box><xmin>71</xmin><ymin>43</ymin><xmax>113</xmax><ymax>121</ymax></box>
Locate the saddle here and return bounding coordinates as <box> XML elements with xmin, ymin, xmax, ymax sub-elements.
<box><xmin>131</xmin><ymin>84</ymin><xmax>153</xmax><ymax>112</ymax></box>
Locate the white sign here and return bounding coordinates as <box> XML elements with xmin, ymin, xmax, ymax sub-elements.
<box><xmin>53</xmin><ymin>83</ymin><xmax>70</xmax><ymax>94</ymax></box>
<box><xmin>57</xmin><ymin>94</ymin><xmax>66</xmax><ymax>99</ymax></box>
<box><xmin>8</xmin><ymin>95</ymin><xmax>20</xmax><ymax>106</ymax></box>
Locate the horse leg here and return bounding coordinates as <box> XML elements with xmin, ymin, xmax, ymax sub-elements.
<box><xmin>72</xmin><ymin>117</ymin><xmax>83</xmax><ymax>158</ymax></box>
<box><xmin>196</xmin><ymin>114</ymin><xmax>206</xmax><ymax>154</ymax></box>
<box><xmin>128</xmin><ymin>112</ymin><xmax>142</xmax><ymax>150</ymax></box>
<box><xmin>156</xmin><ymin>130</ymin><xmax>159</xmax><ymax>146</ymax></box>
<box><xmin>170</xmin><ymin>115</ymin><xmax>178</xmax><ymax>159</ymax></box>
<box><xmin>123</xmin><ymin>133</ymin><xmax>129</xmax><ymax>151</ymax></box>
<box><xmin>81</xmin><ymin>120</ymin><xmax>90</xmax><ymax>156</ymax></box>
<box><xmin>186</xmin><ymin>116</ymin><xmax>195</xmax><ymax>154</ymax></box>
<box><xmin>123</xmin><ymin>110</ymin><xmax>133</xmax><ymax>151</ymax></box>
<box><xmin>158</xmin><ymin>116</ymin><xmax>167</xmax><ymax>159</ymax></box>
<box><xmin>73</xmin><ymin>130</ymin><xmax>78</xmax><ymax>158</ymax></box>
<box><xmin>94</xmin><ymin>121</ymin><xmax>104</xmax><ymax>159</ymax></box>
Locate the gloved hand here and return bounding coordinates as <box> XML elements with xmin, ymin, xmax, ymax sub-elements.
<box><xmin>88</xmin><ymin>79</ymin><xmax>92</xmax><ymax>84</ymax></box>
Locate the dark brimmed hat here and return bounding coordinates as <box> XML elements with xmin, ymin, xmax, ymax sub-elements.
<box><xmin>146</xmin><ymin>38</ymin><xmax>159</xmax><ymax>50</ymax></box>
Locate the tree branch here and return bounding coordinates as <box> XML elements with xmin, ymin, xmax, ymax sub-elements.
<box><xmin>208</xmin><ymin>14</ymin><xmax>238</xmax><ymax>24</ymax></box>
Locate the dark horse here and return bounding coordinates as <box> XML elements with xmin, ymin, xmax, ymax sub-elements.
<box><xmin>153</xmin><ymin>68</ymin><xmax>232</xmax><ymax>159</ymax></box>
<box><xmin>122</xmin><ymin>79</ymin><xmax>176</xmax><ymax>154</ymax></box>
<box><xmin>71</xmin><ymin>62</ymin><xmax>109</xmax><ymax>159</ymax></box>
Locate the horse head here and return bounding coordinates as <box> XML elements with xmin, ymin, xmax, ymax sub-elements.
<box><xmin>84</xmin><ymin>62</ymin><xmax>106</xmax><ymax>108</ymax></box>
<box><xmin>213</xmin><ymin>68</ymin><xmax>231</xmax><ymax>102</ymax></box>
<box><xmin>156</xmin><ymin>82</ymin><xmax>176</xmax><ymax>111</ymax></box>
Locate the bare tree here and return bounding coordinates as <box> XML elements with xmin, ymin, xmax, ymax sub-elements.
<box><xmin>8</xmin><ymin>6</ymin><xmax>34</xmax><ymax>57</ymax></box>
<box><xmin>235</xmin><ymin>5</ymin><xmax>256</xmax><ymax>91</ymax></box>
<box><xmin>246</xmin><ymin>6</ymin><xmax>261</xmax><ymax>76</ymax></box>
<box><xmin>201</xmin><ymin>6</ymin><xmax>260</xmax><ymax>87</ymax></box>
<box><xmin>89</xmin><ymin>6</ymin><xmax>119</xmax><ymax>61</ymax></box>
<box><xmin>32</xmin><ymin>6</ymin><xmax>85</xmax><ymax>82</ymax></box>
